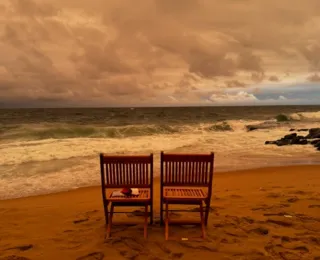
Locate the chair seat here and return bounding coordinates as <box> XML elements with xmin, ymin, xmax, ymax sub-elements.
<box><xmin>163</xmin><ymin>187</ymin><xmax>207</xmax><ymax>201</ymax></box>
<box><xmin>107</xmin><ymin>188</ymin><xmax>150</xmax><ymax>202</ymax></box>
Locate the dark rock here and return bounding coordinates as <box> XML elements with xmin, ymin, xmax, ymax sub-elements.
<box><xmin>276</xmin><ymin>140</ymin><xmax>291</xmax><ymax>146</ymax></box>
<box><xmin>265</xmin><ymin>128</ymin><xmax>320</xmax><ymax>150</ymax></box>
<box><xmin>310</xmin><ymin>128</ymin><xmax>320</xmax><ymax>135</ymax></box>
<box><xmin>297</xmin><ymin>128</ymin><xmax>309</xmax><ymax>132</ymax></box>
<box><xmin>292</xmin><ymin>138</ymin><xmax>308</xmax><ymax>145</ymax></box>
<box><xmin>247</xmin><ymin>126</ymin><xmax>258</xmax><ymax>131</ymax></box>
<box><xmin>311</xmin><ymin>139</ymin><xmax>320</xmax><ymax>145</ymax></box>
<box><xmin>265</xmin><ymin>141</ymin><xmax>276</xmax><ymax>145</ymax></box>
<box><xmin>306</xmin><ymin>128</ymin><xmax>320</xmax><ymax>139</ymax></box>
<box><xmin>283</xmin><ymin>133</ymin><xmax>297</xmax><ymax>139</ymax></box>
<box><xmin>289</xmin><ymin>128</ymin><xmax>295</xmax><ymax>131</ymax></box>
<box><xmin>246</xmin><ymin>121</ymin><xmax>279</xmax><ymax>131</ymax></box>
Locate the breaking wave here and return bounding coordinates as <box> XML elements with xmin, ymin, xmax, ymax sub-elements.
<box><xmin>0</xmin><ymin>122</ymin><xmax>237</xmax><ymax>141</ymax></box>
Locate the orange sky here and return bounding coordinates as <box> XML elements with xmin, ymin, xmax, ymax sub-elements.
<box><xmin>0</xmin><ymin>0</ymin><xmax>320</xmax><ymax>107</ymax></box>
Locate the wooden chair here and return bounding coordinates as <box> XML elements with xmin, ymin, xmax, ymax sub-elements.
<box><xmin>160</xmin><ymin>151</ymin><xmax>214</xmax><ymax>240</ymax></box>
<box><xmin>100</xmin><ymin>153</ymin><xmax>153</xmax><ymax>239</ymax></box>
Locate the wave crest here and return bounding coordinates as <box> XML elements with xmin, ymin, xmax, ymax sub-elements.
<box><xmin>0</xmin><ymin>124</ymin><xmax>183</xmax><ymax>141</ymax></box>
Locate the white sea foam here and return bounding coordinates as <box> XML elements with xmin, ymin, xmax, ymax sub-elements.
<box><xmin>0</xmin><ymin>118</ymin><xmax>319</xmax><ymax>199</ymax></box>
<box><xmin>290</xmin><ymin>111</ymin><xmax>320</xmax><ymax>121</ymax></box>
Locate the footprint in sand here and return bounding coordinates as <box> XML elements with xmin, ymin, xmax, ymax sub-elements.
<box><xmin>5</xmin><ymin>245</ymin><xmax>33</xmax><ymax>252</ymax></box>
<box><xmin>229</xmin><ymin>194</ymin><xmax>243</xmax><ymax>198</ymax></box>
<box><xmin>73</xmin><ymin>218</ymin><xmax>89</xmax><ymax>224</ymax></box>
<box><xmin>248</xmin><ymin>227</ymin><xmax>269</xmax><ymax>235</ymax></box>
<box><xmin>287</xmin><ymin>197</ymin><xmax>299</xmax><ymax>203</ymax></box>
<box><xmin>289</xmin><ymin>190</ymin><xmax>312</xmax><ymax>195</ymax></box>
<box><xmin>279</xmin><ymin>251</ymin><xmax>303</xmax><ymax>260</ymax></box>
<box><xmin>0</xmin><ymin>257</ymin><xmax>31</xmax><ymax>260</ymax></box>
<box><xmin>266</xmin><ymin>218</ymin><xmax>293</xmax><ymax>227</ymax></box>
<box><xmin>126</xmin><ymin>209</ymin><xmax>146</xmax><ymax>217</ymax></box>
<box><xmin>120</xmin><ymin>250</ymin><xmax>139</xmax><ymax>259</ymax></box>
<box><xmin>73</xmin><ymin>210</ymin><xmax>100</xmax><ymax>223</ymax></box>
<box><xmin>308</xmin><ymin>205</ymin><xmax>320</xmax><ymax>208</ymax></box>
<box><xmin>76</xmin><ymin>252</ymin><xmax>104</xmax><ymax>260</ymax></box>
<box><xmin>265</xmin><ymin>243</ymin><xmax>302</xmax><ymax>260</ymax></box>
<box><xmin>189</xmin><ymin>206</ymin><xmax>222</xmax><ymax>212</ymax></box>
<box><xmin>220</xmin><ymin>237</ymin><xmax>240</xmax><ymax>244</ymax></box>
<box><xmin>154</xmin><ymin>242</ymin><xmax>184</xmax><ymax>259</ymax></box>
<box><xmin>266</xmin><ymin>192</ymin><xmax>283</xmax><ymax>198</ymax></box>
<box><xmin>251</xmin><ymin>204</ymin><xmax>290</xmax><ymax>211</ymax></box>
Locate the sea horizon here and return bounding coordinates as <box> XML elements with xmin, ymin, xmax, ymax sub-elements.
<box><xmin>1</xmin><ymin>104</ymin><xmax>320</xmax><ymax>109</ymax></box>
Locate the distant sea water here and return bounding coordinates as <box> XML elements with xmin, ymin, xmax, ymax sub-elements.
<box><xmin>0</xmin><ymin>105</ymin><xmax>320</xmax><ymax>200</ymax></box>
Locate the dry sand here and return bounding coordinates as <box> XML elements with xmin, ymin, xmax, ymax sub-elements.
<box><xmin>0</xmin><ymin>165</ymin><xmax>320</xmax><ymax>260</ymax></box>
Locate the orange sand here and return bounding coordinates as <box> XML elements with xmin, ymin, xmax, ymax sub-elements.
<box><xmin>0</xmin><ymin>165</ymin><xmax>320</xmax><ymax>260</ymax></box>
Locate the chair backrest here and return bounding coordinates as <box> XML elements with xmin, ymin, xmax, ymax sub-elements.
<box><xmin>100</xmin><ymin>153</ymin><xmax>153</xmax><ymax>189</ymax></box>
<box><xmin>160</xmin><ymin>151</ymin><xmax>214</xmax><ymax>187</ymax></box>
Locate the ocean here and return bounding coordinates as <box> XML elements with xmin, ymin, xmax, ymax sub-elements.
<box><xmin>1</xmin><ymin>105</ymin><xmax>320</xmax><ymax>200</ymax></box>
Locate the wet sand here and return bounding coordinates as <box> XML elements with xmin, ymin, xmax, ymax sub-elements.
<box><xmin>0</xmin><ymin>165</ymin><xmax>320</xmax><ymax>260</ymax></box>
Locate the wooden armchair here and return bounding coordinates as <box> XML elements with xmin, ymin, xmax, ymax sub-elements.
<box><xmin>99</xmin><ymin>153</ymin><xmax>153</xmax><ymax>239</ymax></box>
<box><xmin>160</xmin><ymin>151</ymin><xmax>215</xmax><ymax>240</ymax></box>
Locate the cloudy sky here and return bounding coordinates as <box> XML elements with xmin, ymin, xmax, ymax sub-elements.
<box><xmin>0</xmin><ymin>0</ymin><xmax>320</xmax><ymax>107</ymax></box>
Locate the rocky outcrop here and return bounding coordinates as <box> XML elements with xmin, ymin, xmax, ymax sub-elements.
<box><xmin>246</xmin><ymin>121</ymin><xmax>280</xmax><ymax>131</ymax></box>
<box><xmin>265</xmin><ymin>128</ymin><xmax>320</xmax><ymax>151</ymax></box>
<box><xmin>305</xmin><ymin>128</ymin><xmax>320</xmax><ymax>139</ymax></box>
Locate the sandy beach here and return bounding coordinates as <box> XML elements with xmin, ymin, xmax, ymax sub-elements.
<box><xmin>0</xmin><ymin>165</ymin><xmax>319</xmax><ymax>260</ymax></box>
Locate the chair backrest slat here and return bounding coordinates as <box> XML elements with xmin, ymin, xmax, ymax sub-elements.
<box><xmin>160</xmin><ymin>152</ymin><xmax>214</xmax><ymax>187</ymax></box>
<box><xmin>100</xmin><ymin>154</ymin><xmax>153</xmax><ymax>188</ymax></box>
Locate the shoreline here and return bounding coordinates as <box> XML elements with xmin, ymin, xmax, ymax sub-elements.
<box><xmin>1</xmin><ymin>163</ymin><xmax>320</xmax><ymax>202</ymax></box>
<box><xmin>1</xmin><ymin>152</ymin><xmax>319</xmax><ymax>201</ymax></box>
<box><xmin>0</xmin><ymin>164</ymin><xmax>320</xmax><ymax>259</ymax></box>
<box><xmin>1</xmin><ymin>117</ymin><xmax>319</xmax><ymax>200</ymax></box>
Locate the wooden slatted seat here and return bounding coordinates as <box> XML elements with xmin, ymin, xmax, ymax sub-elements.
<box><xmin>160</xmin><ymin>151</ymin><xmax>215</xmax><ymax>240</ymax></box>
<box><xmin>108</xmin><ymin>188</ymin><xmax>150</xmax><ymax>201</ymax></box>
<box><xmin>164</xmin><ymin>187</ymin><xmax>207</xmax><ymax>200</ymax></box>
<box><xmin>100</xmin><ymin>153</ymin><xmax>153</xmax><ymax>239</ymax></box>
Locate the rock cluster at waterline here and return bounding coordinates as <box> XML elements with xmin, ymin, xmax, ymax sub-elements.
<box><xmin>265</xmin><ymin>128</ymin><xmax>320</xmax><ymax>151</ymax></box>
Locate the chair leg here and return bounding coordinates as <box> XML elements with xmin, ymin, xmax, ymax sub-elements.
<box><xmin>205</xmin><ymin>201</ymin><xmax>210</xmax><ymax>226</ymax></box>
<box><xmin>160</xmin><ymin>202</ymin><xmax>163</xmax><ymax>226</ymax></box>
<box><xmin>150</xmin><ymin>203</ymin><xmax>153</xmax><ymax>225</ymax></box>
<box><xmin>104</xmin><ymin>200</ymin><xmax>109</xmax><ymax>225</ymax></box>
<box><xmin>199</xmin><ymin>202</ymin><xmax>206</xmax><ymax>239</ymax></box>
<box><xmin>144</xmin><ymin>204</ymin><xmax>148</xmax><ymax>239</ymax></box>
<box><xmin>106</xmin><ymin>203</ymin><xmax>114</xmax><ymax>238</ymax></box>
<box><xmin>165</xmin><ymin>202</ymin><xmax>169</xmax><ymax>240</ymax></box>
